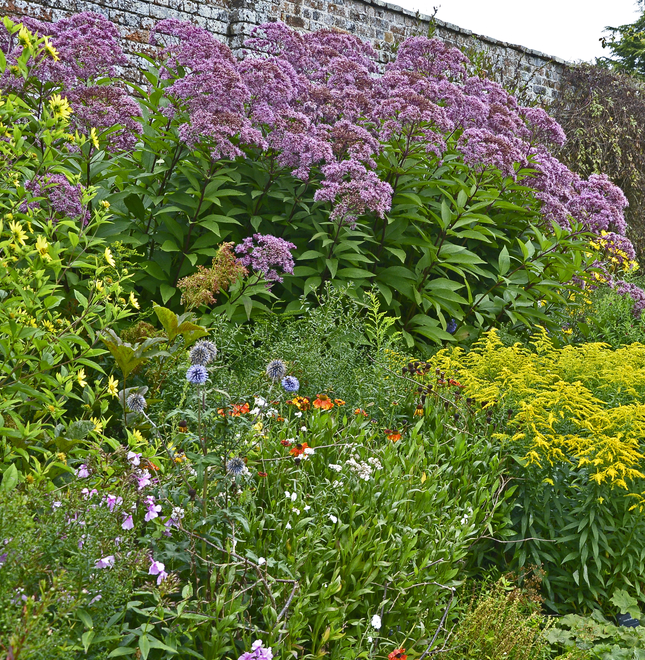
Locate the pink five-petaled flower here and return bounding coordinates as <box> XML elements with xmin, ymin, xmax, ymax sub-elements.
<box><xmin>237</xmin><ymin>639</ymin><xmax>274</xmax><ymax>660</ymax></box>
<box><xmin>105</xmin><ymin>494</ymin><xmax>123</xmax><ymax>512</ymax></box>
<box><xmin>149</xmin><ymin>559</ymin><xmax>168</xmax><ymax>585</ymax></box>
<box><xmin>144</xmin><ymin>496</ymin><xmax>162</xmax><ymax>522</ymax></box>
<box><xmin>137</xmin><ymin>469</ymin><xmax>152</xmax><ymax>490</ymax></box>
<box><xmin>122</xmin><ymin>513</ymin><xmax>134</xmax><ymax>530</ymax></box>
<box><xmin>94</xmin><ymin>555</ymin><xmax>115</xmax><ymax>569</ymax></box>
<box><xmin>76</xmin><ymin>464</ymin><xmax>90</xmax><ymax>478</ymax></box>
<box><xmin>81</xmin><ymin>488</ymin><xmax>98</xmax><ymax>499</ymax></box>
<box><xmin>127</xmin><ymin>451</ymin><xmax>141</xmax><ymax>466</ymax></box>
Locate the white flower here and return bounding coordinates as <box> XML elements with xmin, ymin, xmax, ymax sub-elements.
<box><xmin>258</xmin><ymin>557</ymin><xmax>266</xmax><ymax>565</ymax></box>
<box><xmin>254</xmin><ymin>396</ymin><xmax>268</xmax><ymax>408</ymax></box>
<box><xmin>304</xmin><ymin>505</ymin><xmax>311</xmax><ymax>511</ymax></box>
<box><xmin>301</xmin><ymin>426</ymin><xmax>307</xmax><ymax>432</ymax></box>
<box><xmin>329</xmin><ymin>514</ymin><xmax>338</xmax><ymax>524</ymax></box>
<box><xmin>294</xmin><ymin>411</ymin><xmax>303</xmax><ymax>418</ymax></box>
<box><xmin>329</xmin><ymin>463</ymin><xmax>343</xmax><ymax>472</ymax></box>
<box><xmin>304</xmin><ymin>447</ymin><xmax>315</xmax><ymax>455</ymax></box>
<box><xmin>293</xmin><ymin>508</ymin><xmax>300</xmax><ymax>515</ymax></box>
<box><xmin>371</xmin><ymin>614</ymin><xmax>382</xmax><ymax>630</ymax></box>
<box><xmin>250</xmin><ymin>407</ymin><xmax>262</xmax><ymax>416</ymax></box>
<box><xmin>290</xmin><ymin>492</ymin><xmax>297</xmax><ymax>502</ymax></box>
<box><xmin>286</xmin><ymin>522</ymin><xmax>292</xmax><ymax>529</ymax></box>
<box><xmin>368</xmin><ymin>637</ymin><xmax>373</xmax><ymax>643</ymax></box>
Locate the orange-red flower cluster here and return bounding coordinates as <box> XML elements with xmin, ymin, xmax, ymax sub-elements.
<box><xmin>313</xmin><ymin>394</ymin><xmax>334</xmax><ymax>410</ymax></box>
<box><xmin>388</xmin><ymin>649</ymin><xmax>407</xmax><ymax>660</ymax></box>
<box><xmin>289</xmin><ymin>442</ymin><xmax>309</xmax><ymax>456</ymax></box>
<box><xmin>354</xmin><ymin>408</ymin><xmax>368</xmax><ymax>417</ymax></box>
<box><xmin>217</xmin><ymin>402</ymin><xmax>250</xmax><ymax>416</ymax></box>
<box><xmin>385</xmin><ymin>429</ymin><xmax>402</xmax><ymax>442</ymax></box>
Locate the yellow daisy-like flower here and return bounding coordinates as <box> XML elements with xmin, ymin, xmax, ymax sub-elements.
<box><xmin>42</xmin><ymin>320</ymin><xmax>56</xmax><ymax>333</ymax></box>
<box><xmin>43</xmin><ymin>36</ymin><xmax>59</xmax><ymax>61</ymax></box>
<box><xmin>131</xmin><ymin>429</ymin><xmax>144</xmax><ymax>443</ymax></box>
<box><xmin>35</xmin><ymin>234</ymin><xmax>51</xmax><ymax>261</ymax></box>
<box><xmin>48</xmin><ymin>94</ymin><xmax>73</xmax><ymax>121</ymax></box>
<box><xmin>104</xmin><ymin>247</ymin><xmax>116</xmax><ymax>267</ymax></box>
<box><xmin>9</xmin><ymin>220</ymin><xmax>27</xmax><ymax>246</ymax></box>
<box><xmin>99</xmin><ymin>200</ymin><xmax>110</xmax><ymax>210</ymax></box>
<box><xmin>107</xmin><ymin>374</ymin><xmax>119</xmax><ymax>397</ymax></box>
<box><xmin>77</xmin><ymin>369</ymin><xmax>88</xmax><ymax>388</ymax></box>
<box><xmin>129</xmin><ymin>291</ymin><xmax>140</xmax><ymax>309</ymax></box>
<box><xmin>91</xmin><ymin>417</ymin><xmax>103</xmax><ymax>434</ymax></box>
<box><xmin>90</xmin><ymin>127</ymin><xmax>99</xmax><ymax>149</ymax></box>
<box><xmin>253</xmin><ymin>421</ymin><xmax>263</xmax><ymax>433</ymax></box>
<box><xmin>95</xmin><ymin>280</ymin><xmax>104</xmax><ymax>293</ymax></box>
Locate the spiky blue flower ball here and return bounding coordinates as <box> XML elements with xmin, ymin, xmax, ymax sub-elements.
<box><xmin>281</xmin><ymin>376</ymin><xmax>300</xmax><ymax>392</ymax></box>
<box><xmin>186</xmin><ymin>364</ymin><xmax>208</xmax><ymax>385</ymax></box>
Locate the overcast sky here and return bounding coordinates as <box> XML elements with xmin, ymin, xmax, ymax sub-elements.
<box><xmin>391</xmin><ymin>0</ymin><xmax>642</xmax><ymax>62</ymax></box>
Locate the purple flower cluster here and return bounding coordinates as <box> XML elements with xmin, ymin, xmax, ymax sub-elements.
<box><xmin>1</xmin><ymin>13</ymin><xmax>141</xmax><ymax>151</ymax></box>
<box><xmin>615</xmin><ymin>280</ymin><xmax>645</xmax><ymax>318</ymax></box>
<box><xmin>235</xmin><ymin>234</ymin><xmax>296</xmax><ymax>283</ymax></box>
<box><xmin>24</xmin><ymin>175</ymin><xmax>88</xmax><ymax>224</ymax></box>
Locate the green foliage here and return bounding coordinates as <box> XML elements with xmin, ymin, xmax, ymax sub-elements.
<box><xmin>551</xmin><ymin>65</ymin><xmax>645</xmax><ymax>260</ymax></box>
<box><xmin>444</xmin><ymin>580</ymin><xmax>552</xmax><ymax>660</ymax></box>
<box><xmin>566</xmin><ymin>279</ymin><xmax>645</xmax><ymax>346</ymax></box>
<box><xmin>547</xmin><ymin>608</ymin><xmax>645</xmax><ymax>659</ymax></box>
<box><xmin>0</xmin><ymin>29</ymin><xmax>135</xmax><ymax>485</ymax></box>
<box><xmin>601</xmin><ymin>1</ymin><xmax>645</xmax><ymax>79</ymax></box>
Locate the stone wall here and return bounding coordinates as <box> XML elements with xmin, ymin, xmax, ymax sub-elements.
<box><xmin>2</xmin><ymin>0</ymin><xmax>568</xmax><ymax>101</ymax></box>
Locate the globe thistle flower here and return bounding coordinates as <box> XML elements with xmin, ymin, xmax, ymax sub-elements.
<box><xmin>281</xmin><ymin>376</ymin><xmax>300</xmax><ymax>393</ymax></box>
<box><xmin>266</xmin><ymin>359</ymin><xmax>287</xmax><ymax>381</ymax></box>
<box><xmin>126</xmin><ymin>393</ymin><xmax>147</xmax><ymax>413</ymax></box>
<box><xmin>186</xmin><ymin>364</ymin><xmax>208</xmax><ymax>385</ymax></box>
<box><xmin>189</xmin><ymin>340</ymin><xmax>217</xmax><ymax>366</ymax></box>
<box><xmin>226</xmin><ymin>457</ymin><xmax>248</xmax><ymax>477</ymax></box>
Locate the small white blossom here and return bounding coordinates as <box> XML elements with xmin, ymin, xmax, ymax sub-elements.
<box><xmin>303</xmin><ymin>447</ymin><xmax>315</xmax><ymax>455</ymax></box>
<box><xmin>304</xmin><ymin>505</ymin><xmax>311</xmax><ymax>511</ymax></box>
<box><xmin>257</xmin><ymin>557</ymin><xmax>266</xmax><ymax>566</ymax></box>
<box><xmin>329</xmin><ymin>514</ymin><xmax>338</xmax><ymax>524</ymax></box>
<box><xmin>254</xmin><ymin>396</ymin><xmax>268</xmax><ymax>408</ymax></box>
<box><xmin>293</xmin><ymin>508</ymin><xmax>300</xmax><ymax>515</ymax></box>
<box><xmin>329</xmin><ymin>463</ymin><xmax>343</xmax><ymax>472</ymax></box>
<box><xmin>301</xmin><ymin>426</ymin><xmax>307</xmax><ymax>432</ymax></box>
<box><xmin>286</xmin><ymin>522</ymin><xmax>292</xmax><ymax>529</ymax></box>
<box><xmin>371</xmin><ymin>614</ymin><xmax>382</xmax><ymax>630</ymax></box>
<box><xmin>294</xmin><ymin>411</ymin><xmax>303</xmax><ymax>418</ymax></box>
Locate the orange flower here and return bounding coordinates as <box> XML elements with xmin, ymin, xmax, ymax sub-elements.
<box><xmin>334</xmin><ymin>398</ymin><xmax>346</xmax><ymax>406</ymax></box>
<box><xmin>354</xmin><ymin>408</ymin><xmax>368</xmax><ymax>417</ymax></box>
<box><xmin>313</xmin><ymin>395</ymin><xmax>334</xmax><ymax>410</ymax></box>
<box><xmin>448</xmin><ymin>378</ymin><xmax>464</xmax><ymax>389</ymax></box>
<box><xmin>388</xmin><ymin>649</ymin><xmax>407</xmax><ymax>660</ymax></box>
<box><xmin>230</xmin><ymin>402</ymin><xmax>250</xmax><ymax>416</ymax></box>
<box><xmin>146</xmin><ymin>460</ymin><xmax>160</xmax><ymax>471</ymax></box>
<box><xmin>385</xmin><ymin>429</ymin><xmax>402</xmax><ymax>442</ymax></box>
<box><xmin>291</xmin><ymin>396</ymin><xmax>311</xmax><ymax>411</ymax></box>
<box><xmin>258</xmin><ymin>471</ymin><xmax>268</xmax><ymax>477</ymax></box>
<box><xmin>289</xmin><ymin>442</ymin><xmax>309</xmax><ymax>456</ymax></box>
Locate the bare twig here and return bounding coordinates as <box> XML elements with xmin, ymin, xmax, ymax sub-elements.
<box><xmin>419</xmin><ymin>587</ymin><xmax>455</xmax><ymax>660</ymax></box>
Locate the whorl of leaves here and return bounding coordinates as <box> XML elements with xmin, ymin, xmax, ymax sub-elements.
<box><xmin>551</xmin><ymin>64</ymin><xmax>645</xmax><ymax>259</ymax></box>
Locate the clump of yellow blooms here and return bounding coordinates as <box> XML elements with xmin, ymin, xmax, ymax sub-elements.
<box><xmin>429</xmin><ymin>328</ymin><xmax>645</xmax><ymax>506</ymax></box>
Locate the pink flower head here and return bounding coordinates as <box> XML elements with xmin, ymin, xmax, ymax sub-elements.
<box><xmin>137</xmin><ymin>469</ymin><xmax>152</xmax><ymax>491</ymax></box>
<box><xmin>144</xmin><ymin>496</ymin><xmax>162</xmax><ymax>522</ymax></box>
<box><xmin>95</xmin><ymin>555</ymin><xmax>115</xmax><ymax>569</ymax></box>
<box><xmin>127</xmin><ymin>451</ymin><xmax>142</xmax><ymax>466</ymax></box>
<box><xmin>104</xmin><ymin>494</ymin><xmax>123</xmax><ymax>512</ymax></box>
<box><xmin>76</xmin><ymin>464</ymin><xmax>90</xmax><ymax>479</ymax></box>
<box><xmin>121</xmin><ymin>514</ymin><xmax>134</xmax><ymax>530</ymax></box>
<box><xmin>149</xmin><ymin>559</ymin><xmax>168</xmax><ymax>585</ymax></box>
